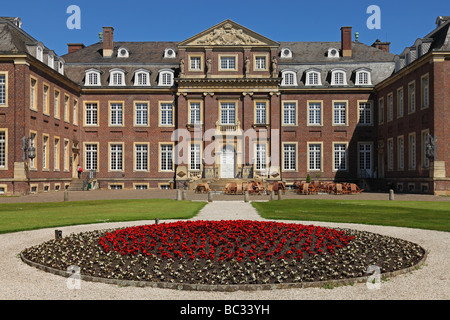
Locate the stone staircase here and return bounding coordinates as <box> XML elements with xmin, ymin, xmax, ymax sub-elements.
<box><xmin>67</xmin><ymin>178</ymin><xmax>85</xmax><ymax>191</ymax></box>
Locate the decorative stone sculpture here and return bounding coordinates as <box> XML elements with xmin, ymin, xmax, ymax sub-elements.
<box><xmin>271</xmin><ymin>57</ymin><xmax>278</xmax><ymax>78</ymax></box>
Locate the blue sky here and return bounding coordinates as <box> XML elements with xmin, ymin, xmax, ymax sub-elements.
<box><xmin>1</xmin><ymin>0</ymin><xmax>447</xmax><ymax>56</ymax></box>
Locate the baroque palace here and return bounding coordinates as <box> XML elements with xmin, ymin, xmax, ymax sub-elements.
<box><xmin>0</xmin><ymin>17</ymin><xmax>449</xmax><ymax>195</ymax></box>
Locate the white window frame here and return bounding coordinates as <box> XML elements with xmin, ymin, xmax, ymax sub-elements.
<box><xmin>409</xmin><ymin>133</ymin><xmax>416</xmax><ymax>170</ymax></box>
<box><xmin>36</xmin><ymin>46</ymin><xmax>43</xmax><ymax>62</ymax></box>
<box><xmin>305</xmin><ymin>70</ymin><xmax>322</xmax><ymax>86</ymax></box>
<box><xmin>109</xmin><ymin>102</ymin><xmax>124</xmax><ymax>126</ymax></box>
<box><xmin>160</xmin><ymin>102</ymin><xmax>174</xmax><ymax>126</ymax></box>
<box><xmin>85</xmin><ymin>102</ymin><xmax>98</xmax><ymax>126</ymax></box>
<box><xmin>308</xmin><ymin>143</ymin><xmax>322</xmax><ymax>171</ymax></box>
<box><xmin>281</xmin><ymin>70</ymin><xmax>297</xmax><ymax>86</ymax></box>
<box><xmin>190</xmin><ymin>143</ymin><xmax>201</xmax><ymax>171</ymax></box>
<box><xmin>333</xmin><ymin>101</ymin><xmax>347</xmax><ymax>126</ymax></box>
<box><xmin>397</xmin><ymin>136</ymin><xmax>404</xmax><ymax>171</ymax></box>
<box><xmin>255</xmin><ymin>143</ymin><xmax>267</xmax><ymax>171</ymax></box>
<box><xmin>0</xmin><ymin>130</ymin><xmax>7</xmax><ymax>169</ymax></box>
<box><xmin>109</xmin><ymin>69</ymin><xmax>126</xmax><ymax>86</ymax></box>
<box><xmin>134</xmin><ymin>69</ymin><xmax>151</xmax><ymax>86</ymax></box>
<box><xmin>333</xmin><ymin>143</ymin><xmax>348</xmax><ymax>171</ymax></box>
<box><xmin>355</xmin><ymin>70</ymin><xmax>372</xmax><ymax>85</ymax></box>
<box><xmin>134</xmin><ymin>102</ymin><xmax>149</xmax><ymax>126</ymax></box>
<box><xmin>220</xmin><ymin>102</ymin><xmax>236</xmax><ymax>125</ymax></box>
<box><xmin>135</xmin><ymin>144</ymin><xmax>149</xmax><ymax>171</ymax></box>
<box><xmin>358</xmin><ymin>101</ymin><xmax>373</xmax><ymax>126</ymax></box>
<box><xmin>189</xmin><ymin>102</ymin><xmax>201</xmax><ymax>125</ymax></box>
<box><xmin>331</xmin><ymin>69</ymin><xmax>347</xmax><ymax>86</ymax></box>
<box><xmin>255</xmin><ymin>101</ymin><xmax>267</xmax><ymax>125</ymax></box>
<box><xmin>282</xmin><ymin>102</ymin><xmax>297</xmax><ymax>126</ymax></box>
<box><xmin>282</xmin><ymin>143</ymin><xmax>297</xmax><ymax>171</ymax></box>
<box><xmin>158</xmin><ymin>69</ymin><xmax>174</xmax><ymax>86</ymax></box>
<box><xmin>219</xmin><ymin>56</ymin><xmax>237</xmax><ymax>70</ymax></box>
<box><xmin>109</xmin><ymin>143</ymin><xmax>124</xmax><ymax>171</ymax></box>
<box><xmin>160</xmin><ymin>143</ymin><xmax>174</xmax><ymax>172</ymax></box>
<box><xmin>0</xmin><ymin>73</ymin><xmax>6</xmax><ymax>107</ymax></box>
<box><xmin>85</xmin><ymin>69</ymin><xmax>101</xmax><ymax>86</ymax></box>
<box><xmin>48</xmin><ymin>54</ymin><xmax>54</xmax><ymax>69</ymax></box>
<box><xmin>308</xmin><ymin>101</ymin><xmax>322</xmax><ymax>126</ymax></box>
<box><xmin>85</xmin><ymin>143</ymin><xmax>98</xmax><ymax>171</ymax></box>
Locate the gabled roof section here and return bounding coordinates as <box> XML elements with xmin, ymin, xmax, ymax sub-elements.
<box><xmin>178</xmin><ymin>19</ymin><xmax>279</xmax><ymax>48</ymax></box>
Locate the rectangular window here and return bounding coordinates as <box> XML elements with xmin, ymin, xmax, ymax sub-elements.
<box><xmin>54</xmin><ymin>90</ymin><xmax>60</xmax><ymax>118</ymax></box>
<box><xmin>358</xmin><ymin>72</ymin><xmax>369</xmax><ymax>85</ymax></box>
<box><xmin>409</xmin><ymin>133</ymin><xmax>416</xmax><ymax>170</ymax></box>
<box><xmin>308</xmin><ymin>144</ymin><xmax>321</xmax><ymax>171</ymax></box>
<box><xmin>283</xmin><ymin>144</ymin><xmax>296</xmax><ymax>171</ymax></box>
<box><xmin>135</xmin><ymin>144</ymin><xmax>148</xmax><ymax>171</ymax></box>
<box><xmin>387</xmin><ymin>138</ymin><xmax>394</xmax><ymax>171</ymax></box>
<box><xmin>387</xmin><ymin>94</ymin><xmax>393</xmax><ymax>122</ymax></box>
<box><xmin>110</xmin><ymin>144</ymin><xmax>123</xmax><ymax>171</ymax></box>
<box><xmin>64</xmin><ymin>95</ymin><xmax>69</xmax><ymax>122</ymax></box>
<box><xmin>334</xmin><ymin>143</ymin><xmax>347</xmax><ymax>171</ymax></box>
<box><xmin>255</xmin><ymin>102</ymin><xmax>266</xmax><ymax>125</ymax></box>
<box><xmin>0</xmin><ymin>130</ymin><xmax>6</xmax><ymax>168</ymax></box>
<box><xmin>190</xmin><ymin>144</ymin><xmax>201</xmax><ymax>171</ymax></box>
<box><xmin>220</xmin><ymin>102</ymin><xmax>236</xmax><ymax>124</ymax></box>
<box><xmin>30</xmin><ymin>78</ymin><xmax>37</xmax><ymax>110</ymax></box>
<box><xmin>283</xmin><ymin>102</ymin><xmax>296</xmax><ymax>125</ymax></box>
<box><xmin>256</xmin><ymin>144</ymin><xmax>267</xmax><ymax>171</ymax></box>
<box><xmin>54</xmin><ymin>138</ymin><xmax>60</xmax><ymax>170</ymax></box>
<box><xmin>408</xmin><ymin>82</ymin><xmax>415</xmax><ymax>113</ymax></box>
<box><xmin>397</xmin><ymin>136</ymin><xmax>404</xmax><ymax>170</ymax></box>
<box><xmin>109</xmin><ymin>184</ymin><xmax>123</xmax><ymax>190</ymax></box>
<box><xmin>135</xmin><ymin>184</ymin><xmax>148</xmax><ymax>190</ymax></box>
<box><xmin>421</xmin><ymin>130</ymin><xmax>430</xmax><ymax>169</ymax></box>
<box><xmin>42</xmin><ymin>135</ymin><xmax>49</xmax><ymax>170</ymax></box>
<box><xmin>359</xmin><ymin>143</ymin><xmax>372</xmax><ymax>173</ymax></box>
<box><xmin>220</xmin><ymin>56</ymin><xmax>236</xmax><ymax>70</ymax></box>
<box><xmin>397</xmin><ymin>88</ymin><xmax>404</xmax><ymax>118</ymax></box>
<box><xmin>88</xmin><ymin>72</ymin><xmax>99</xmax><ymax>86</ymax></box>
<box><xmin>421</xmin><ymin>75</ymin><xmax>429</xmax><ymax>109</ymax></box>
<box><xmin>0</xmin><ymin>74</ymin><xmax>6</xmax><ymax>105</ymax></box>
<box><xmin>190</xmin><ymin>57</ymin><xmax>202</xmax><ymax>70</ymax></box>
<box><xmin>43</xmin><ymin>85</ymin><xmax>49</xmax><ymax>114</ymax></box>
<box><xmin>64</xmin><ymin>140</ymin><xmax>69</xmax><ymax>171</ymax></box>
<box><xmin>160</xmin><ymin>144</ymin><xmax>173</xmax><ymax>171</ymax></box>
<box><xmin>160</xmin><ymin>103</ymin><xmax>173</xmax><ymax>126</ymax></box>
<box><xmin>333</xmin><ymin>102</ymin><xmax>347</xmax><ymax>125</ymax></box>
<box><xmin>308</xmin><ymin>102</ymin><xmax>321</xmax><ymax>125</ymax></box>
<box><xmin>30</xmin><ymin>133</ymin><xmax>36</xmax><ymax>169</ymax></box>
<box><xmin>135</xmin><ymin>103</ymin><xmax>148</xmax><ymax>126</ymax></box>
<box><xmin>85</xmin><ymin>103</ymin><xmax>98</xmax><ymax>125</ymax></box>
<box><xmin>190</xmin><ymin>102</ymin><xmax>201</xmax><ymax>125</ymax></box>
<box><xmin>85</xmin><ymin>144</ymin><xmax>98</xmax><ymax>171</ymax></box>
<box><xmin>110</xmin><ymin>103</ymin><xmax>123</xmax><ymax>126</ymax></box>
<box><xmin>308</xmin><ymin>72</ymin><xmax>319</xmax><ymax>85</ymax></box>
<box><xmin>73</xmin><ymin>100</ymin><xmax>78</xmax><ymax>125</ymax></box>
<box><xmin>378</xmin><ymin>98</ymin><xmax>384</xmax><ymax>124</ymax></box>
<box><xmin>255</xmin><ymin>56</ymin><xmax>266</xmax><ymax>70</ymax></box>
<box><xmin>358</xmin><ymin>102</ymin><xmax>372</xmax><ymax>125</ymax></box>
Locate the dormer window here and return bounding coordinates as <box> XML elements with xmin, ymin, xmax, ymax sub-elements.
<box><xmin>281</xmin><ymin>70</ymin><xmax>297</xmax><ymax>86</ymax></box>
<box><xmin>57</xmin><ymin>59</ymin><xmax>65</xmax><ymax>75</ymax></box>
<box><xmin>109</xmin><ymin>69</ymin><xmax>126</xmax><ymax>86</ymax></box>
<box><xmin>117</xmin><ymin>47</ymin><xmax>129</xmax><ymax>58</ymax></box>
<box><xmin>305</xmin><ymin>69</ymin><xmax>322</xmax><ymax>86</ymax></box>
<box><xmin>280</xmin><ymin>48</ymin><xmax>292</xmax><ymax>59</ymax></box>
<box><xmin>85</xmin><ymin>69</ymin><xmax>102</xmax><ymax>86</ymax></box>
<box><xmin>355</xmin><ymin>68</ymin><xmax>372</xmax><ymax>85</ymax></box>
<box><xmin>331</xmin><ymin>69</ymin><xmax>347</xmax><ymax>86</ymax></box>
<box><xmin>158</xmin><ymin>69</ymin><xmax>174</xmax><ymax>86</ymax></box>
<box><xmin>48</xmin><ymin>54</ymin><xmax>54</xmax><ymax>69</ymax></box>
<box><xmin>134</xmin><ymin>69</ymin><xmax>151</xmax><ymax>86</ymax></box>
<box><xmin>164</xmin><ymin>48</ymin><xmax>176</xmax><ymax>59</ymax></box>
<box><xmin>327</xmin><ymin>48</ymin><xmax>340</xmax><ymax>58</ymax></box>
<box><xmin>36</xmin><ymin>46</ymin><xmax>43</xmax><ymax>62</ymax></box>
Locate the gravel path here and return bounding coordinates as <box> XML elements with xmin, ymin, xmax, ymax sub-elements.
<box><xmin>0</xmin><ymin>199</ymin><xmax>448</xmax><ymax>300</ymax></box>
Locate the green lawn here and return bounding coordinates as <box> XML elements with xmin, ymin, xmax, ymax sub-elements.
<box><xmin>0</xmin><ymin>199</ymin><xmax>207</xmax><ymax>234</ymax></box>
<box><xmin>252</xmin><ymin>199</ymin><xmax>450</xmax><ymax>232</ymax></box>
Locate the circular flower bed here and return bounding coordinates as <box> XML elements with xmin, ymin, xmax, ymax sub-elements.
<box><xmin>21</xmin><ymin>220</ymin><xmax>425</xmax><ymax>287</ymax></box>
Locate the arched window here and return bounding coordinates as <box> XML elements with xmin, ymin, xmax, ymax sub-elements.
<box><xmin>134</xmin><ymin>69</ymin><xmax>151</xmax><ymax>86</ymax></box>
<box><xmin>57</xmin><ymin>58</ymin><xmax>65</xmax><ymax>75</ymax></box>
<box><xmin>281</xmin><ymin>70</ymin><xmax>297</xmax><ymax>86</ymax></box>
<box><xmin>109</xmin><ymin>69</ymin><xmax>126</xmax><ymax>86</ymax></box>
<box><xmin>117</xmin><ymin>47</ymin><xmax>129</xmax><ymax>58</ymax></box>
<box><xmin>331</xmin><ymin>69</ymin><xmax>347</xmax><ymax>86</ymax></box>
<box><xmin>305</xmin><ymin>69</ymin><xmax>322</xmax><ymax>86</ymax></box>
<box><xmin>85</xmin><ymin>69</ymin><xmax>102</xmax><ymax>86</ymax></box>
<box><xmin>158</xmin><ymin>69</ymin><xmax>174</xmax><ymax>86</ymax></box>
<box><xmin>36</xmin><ymin>45</ymin><xmax>43</xmax><ymax>62</ymax></box>
<box><xmin>355</xmin><ymin>68</ymin><xmax>372</xmax><ymax>85</ymax></box>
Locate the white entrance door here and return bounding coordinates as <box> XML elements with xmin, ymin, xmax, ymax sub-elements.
<box><xmin>220</xmin><ymin>145</ymin><xmax>235</xmax><ymax>178</ymax></box>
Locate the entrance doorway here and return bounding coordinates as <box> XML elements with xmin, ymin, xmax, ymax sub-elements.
<box><xmin>220</xmin><ymin>145</ymin><xmax>235</xmax><ymax>178</ymax></box>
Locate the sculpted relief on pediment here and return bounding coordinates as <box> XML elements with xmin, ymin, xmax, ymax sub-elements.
<box><xmin>191</xmin><ymin>23</ymin><xmax>266</xmax><ymax>46</ymax></box>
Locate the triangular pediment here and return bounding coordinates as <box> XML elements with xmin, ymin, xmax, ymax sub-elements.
<box><xmin>178</xmin><ymin>19</ymin><xmax>279</xmax><ymax>48</ymax></box>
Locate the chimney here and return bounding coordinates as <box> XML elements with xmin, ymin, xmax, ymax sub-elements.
<box><xmin>340</xmin><ymin>26</ymin><xmax>352</xmax><ymax>57</ymax></box>
<box><xmin>371</xmin><ymin>39</ymin><xmax>390</xmax><ymax>53</ymax></box>
<box><xmin>102</xmin><ymin>27</ymin><xmax>114</xmax><ymax>57</ymax></box>
<box><xmin>67</xmin><ymin>43</ymin><xmax>85</xmax><ymax>54</ymax></box>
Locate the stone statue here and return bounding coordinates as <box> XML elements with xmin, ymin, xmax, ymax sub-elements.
<box><xmin>426</xmin><ymin>134</ymin><xmax>437</xmax><ymax>160</ymax></box>
<box><xmin>206</xmin><ymin>58</ymin><xmax>212</xmax><ymax>77</ymax></box>
<box><xmin>245</xmin><ymin>56</ymin><xmax>250</xmax><ymax>77</ymax></box>
<box><xmin>179</xmin><ymin>59</ymin><xmax>185</xmax><ymax>77</ymax></box>
<box><xmin>271</xmin><ymin>56</ymin><xmax>278</xmax><ymax>77</ymax></box>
